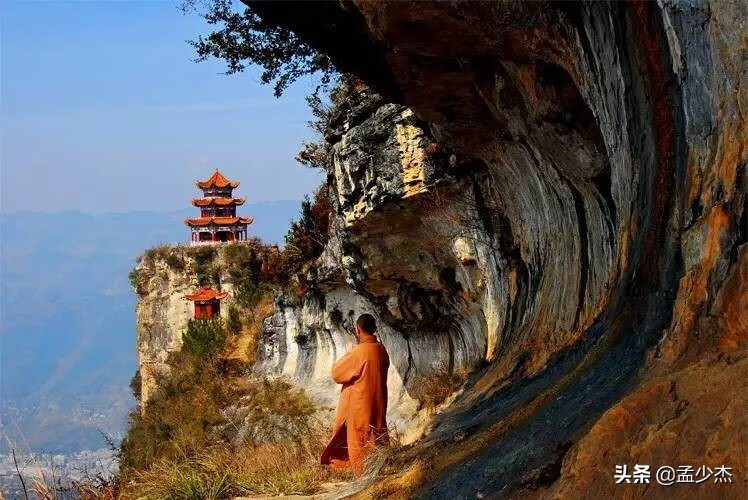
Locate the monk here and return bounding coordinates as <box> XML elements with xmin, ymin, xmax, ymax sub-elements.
<box><xmin>321</xmin><ymin>313</ymin><xmax>390</xmax><ymax>476</ymax></box>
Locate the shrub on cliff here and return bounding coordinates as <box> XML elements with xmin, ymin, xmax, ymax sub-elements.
<box><xmin>121</xmin><ymin>346</ymin><xmax>241</xmax><ymax>471</ymax></box>
<box><xmin>227</xmin><ymin>306</ymin><xmax>242</xmax><ymax>335</ymax></box>
<box><xmin>128</xmin><ymin>269</ymin><xmax>140</xmax><ymax>292</ymax></box>
<box><xmin>222</xmin><ymin>242</ymin><xmax>267</xmax><ymax>308</ymax></box>
<box><xmin>295</xmin><ymin>78</ymin><xmax>353</xmax><ymax>173</ymax></box>
<box><xmin>141</xmin><ymin>244</ymin><xmax>185</xmax><ymax>270</ymax></box>
<box><xmin>190</xmin><ymin>245</ymin><xmax>219</xmax><ymax>286</ymax></box>
<box><xmin>281</xmin><ymin>186</ymin><xmax>332</xmax><ymax>278</ymax></box>
<box><xmin>129</xmin><ymin>369</ymin><xmax>142</xmax><ymax>402</ymax></box>
<box><xmin>183</xmin><ymin>318</ymin><xmax>226</xmax><ymax>359</ymax></box>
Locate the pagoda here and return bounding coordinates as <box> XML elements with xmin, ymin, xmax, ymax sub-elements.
<box><xmin>186</xmin><ymin>287</ymin><xmax>227</xmax><ymax>319</ymax></box>
<box><xmin>185</xmin><ymin>169</ymin><xmax>253</xmax><ymax>244</ymax></box>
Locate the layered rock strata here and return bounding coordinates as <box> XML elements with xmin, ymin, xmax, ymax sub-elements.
<box><xmin>246</xmin><ymin>1</ymin><xmax>746</xmax><ymax>497</ymax></box>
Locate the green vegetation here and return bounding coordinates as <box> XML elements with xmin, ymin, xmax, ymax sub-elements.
<box><xmin>130</xmin><ymin>245</ymin><xmax>189</xmax><ymax>294</ymax></box>
<box><xmin>190</xmin><ymin>245</ymin><xmax>219</xmax><ymax>286</ymax></box>
<box><xmin>142</xmin><ymin>244</ymin><xmax>186</xmax><ymax>270</ymax></box>
<box><xmin>165</xmin><ymin>252</ymin><xmax>186</xmax><ymax>270</ymax></box>
<box><xmin>227</xmin><ymin>305</ymin><xmax>242</xmax><ymax>335</ymax></box>
<box><xmin>128</xmin><ymin>269</ymin><xmax>139</xmax><ymax>291</ymax></box>
<box><xmin>222</xmin><ymin>242</ymin><xmax>267</xmax><ymax>309</ymax></box>
<box><xmin>282</xmin><ymin>186</ymin><xmax>332</xmax><ymax>280</ymax></box>
<box><xmin>129</xmin><ymin>369</ymin><xmax>142</xmax><ymax>402</ymax></box>
<box><xmin>296</xmin><ymin>77</ymin><xmax>355</xmax><ymax>173</ymax></box>
<box><xmin>183</xmin><ymin>318</ymin><xmax>226</xmax><ymax>359</ymax></box>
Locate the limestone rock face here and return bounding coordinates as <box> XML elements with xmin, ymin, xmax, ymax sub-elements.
<box><xmin>255</xmin><ymin>289</ymin><xmax>421</xmax><ymax>438</ymax></box>
<box><xmin>133</xmin><ymin>246</ymin><xmax>238</xmax><ymax>407</ymax></box>
<box><xmin>247</xmin><ymin>1</ymin><xmax>746</xmax><ymax>496</ymax></box>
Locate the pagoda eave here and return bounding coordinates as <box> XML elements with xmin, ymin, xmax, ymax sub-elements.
<box><xmin>196</xmin><ymin>181</ymin><xmax>240</xmax><ymax>189</ymax></box>
<box><xmin>184</xmin><ymin>216</ymin><xmax>254</xmax><ymax>227</ymax></box>
<box><xmin>191</xmin><ymin>197</ymin><xmax>246</xmax><ymax>207</ymax></box>
<box><xmin>186</xmin><ymin>287</ymin><xmax>228</xmax><ymax>301</ymax></box>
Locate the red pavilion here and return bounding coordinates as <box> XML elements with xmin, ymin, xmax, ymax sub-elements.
<box><xmin>185</xmin><ymin>169</ymin><xmax>253</xmax><ymax>243</ymax></box>
<box><xmin>186</xmin><ymin>287</ymin><xmax>227</xmax><ymax>319</ymax></box>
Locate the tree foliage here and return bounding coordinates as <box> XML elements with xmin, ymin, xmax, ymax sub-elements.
<box><xmin>227</xmin><ymin>305</ymin><xmax>243</xmax><ymax>334</ymax></box>
<box><xmin>295</xmin><ymin>85</ymin><xmax>340</xmax><ymax>171</ymax></box>
<box><xmin>130</xmin><ymin>369</ymin><xmax>142</xmax><ymax>401</ymax></box>
<box><xmin>183</xmin><ymin>318</ymin><xmax>226</xmax><ymax>359</ymax></box>
<box><xmin>186</xmin><ymin>0</ymin><xmax>337</xmax><ymax>97</ymax></box>
<box><xmin>283</xmin><ymin>186</ymin><xmax>332</xmax><ymax>271</ymax></box>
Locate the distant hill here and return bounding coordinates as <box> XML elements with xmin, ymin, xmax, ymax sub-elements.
<box><xmin>0</xmin><ymin>200</ymin><xmax>301</xmax><ymax>454</ymax></box>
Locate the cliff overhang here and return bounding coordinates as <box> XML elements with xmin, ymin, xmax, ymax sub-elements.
<box><xmin>244</xmin><ymin>1</ymin><xmax>746</xmax><ymax>497</ymax></box>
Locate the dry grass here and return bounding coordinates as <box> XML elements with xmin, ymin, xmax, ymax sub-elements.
<box><xmin>228</xmin><ymin>294</ymin><xmax>275</xmax><ymax>363</ymax></box>
<box><xmin>2</xmin><ymin>438</ymin><xmax>119</xmax><ymax>500</ymax></box>
<box><xmin>418</xmin><ymin>372</ymin><xmax>466</xmax><ymax>413</ymax></box>
<box><xmin>120</xmin><ymin>432</ymin><xmax>352</xmax><ymax>499</ymax></box>
<box><xmin>31</xmin><ymin>476</ymin><xmax>120</xmax><ymax>500</ymax></box>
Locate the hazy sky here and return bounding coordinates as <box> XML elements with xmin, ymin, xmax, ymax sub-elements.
<box><xmin>1</xmin><ymin>1</ymin><xmax>325</xmax><ymax>213</ymax></box>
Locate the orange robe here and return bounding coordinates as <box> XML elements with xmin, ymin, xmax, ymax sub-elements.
<box><xmin>321</xmin><ymin>332</ymin><xmax>389</xmax><ymax>476</ymax></box>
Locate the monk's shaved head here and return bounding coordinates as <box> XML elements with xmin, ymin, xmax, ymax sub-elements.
<box><xmin>356</xmin><ymin>313</ymin><xmax>377</xmax><ymax>334</ymax></box>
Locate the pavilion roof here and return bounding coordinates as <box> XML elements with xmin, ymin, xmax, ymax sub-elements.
<box><xmin>184</xmin><ymin>216</ymin><xmax>254</xmax><ymax>227</ymax></box>
<box><xmin>192</xmin><ymin>197</ymin><xmax>246</xmax><ymax>207</ymax></box>
<box><xmin>186</xmin><ymin>287</ymin><xmax>228</xmax><ymax>301</ymax></box>
<box><xmin>196</xmin><ymin>169</ymin><xmax>240</xmax><ymax>189</ymax></box>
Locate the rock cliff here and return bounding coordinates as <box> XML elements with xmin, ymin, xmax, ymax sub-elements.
<box><xmin>132</xmin><ymin>1</ymin><xmax>745</xmax><ymax>497</ymax></box>
<box><xmin>244</xmin><ymin>1</ymin><xmax>746</xmax><ymax>497</ymax></box>
<box><xmin>133</xmin><ymin>245</ymin><xmax>248</xmax><ymax>407</ymax></box>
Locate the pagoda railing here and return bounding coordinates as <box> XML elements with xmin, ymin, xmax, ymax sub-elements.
<box><xmin>189</xmin><ymin>240</ymin><xmax>254</xmax><ymax>246</ymax></box>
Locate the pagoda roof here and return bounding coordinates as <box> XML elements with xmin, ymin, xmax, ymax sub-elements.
<box><xmin>192</xmin><ymin>197</ymin><xmax>246</xmax><ymax>207</ymax></box>
<box><xmin>196</xmin><ymin>169</ymin><xmax>240</xmax><ymax>189</ymax></box>
<box><xmin>184</xmin><ymin>216</ymin><xmax>254</xmax><ymax>227</ymax></box>
<box><xmin>186</xmin><ymin>287</ymin><xmax>228</xmax><ymax>301</ymax></box>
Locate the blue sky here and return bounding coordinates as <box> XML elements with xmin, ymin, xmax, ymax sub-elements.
<box><xmin>1</xmin><ymin>0</ymin><xmax>325</xmax><ymax>213</ymax></box>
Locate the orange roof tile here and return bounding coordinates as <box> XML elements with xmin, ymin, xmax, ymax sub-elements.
<box><xmin>191</xmin><ymin>197</ymin><xmax>246</xmax><ymax>207</ymax></box>
<box><xmin>214</xmin><ymin>216</ymin><xmax>253</xmax><ymax>224</ymax></box>
<box><xmin>196</xmin><ymin>169</ymin><xmax>240</xmax><ymax>189</ymax></box>
<box><xmin>184</xmin><ymin>216</ymin><xmax>254</xmax><ymax>227</ymax></box>
<box><xmin>186</xmin><ymin>288</ymin><xmax>228</xmax><ymax>301</ymax></box>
